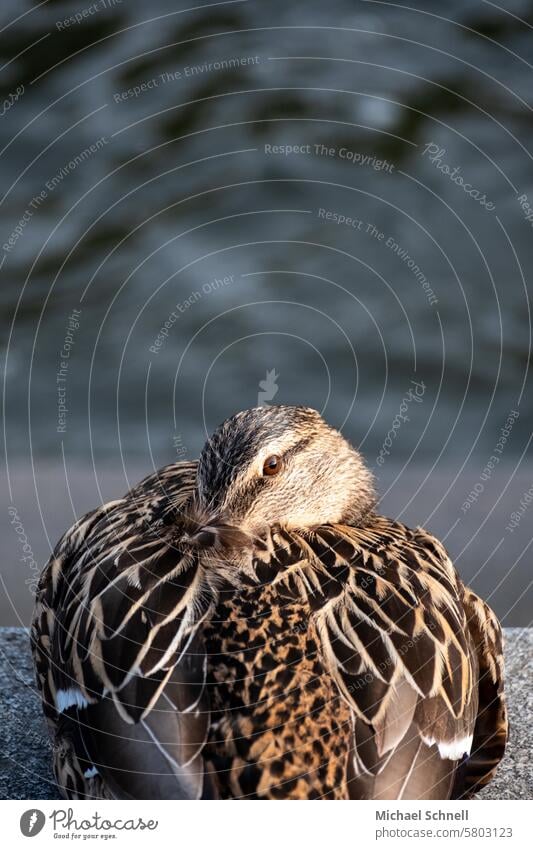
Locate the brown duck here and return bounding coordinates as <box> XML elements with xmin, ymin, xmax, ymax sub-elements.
<box><xmin>31</xmin><ymin>406</ymin><xmax>507</xmax><ymax>799</ymax></box>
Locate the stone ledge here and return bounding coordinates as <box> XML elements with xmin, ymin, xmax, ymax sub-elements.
<box><xmin>0</xmin><ymin>627</ymin><xmax>531</xmax><ymax>800</ymax></box>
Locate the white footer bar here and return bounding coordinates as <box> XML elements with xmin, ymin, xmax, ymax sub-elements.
<box><xmin>3</xmin><ymin>799</ymin><xmax>530</xmax><ymax>848</ymax></box>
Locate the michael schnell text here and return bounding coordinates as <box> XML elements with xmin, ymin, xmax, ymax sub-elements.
<box><xmin>376</xmin><ymin>809</ymin><xmax>469</xmax><ymax>821</ymax></box>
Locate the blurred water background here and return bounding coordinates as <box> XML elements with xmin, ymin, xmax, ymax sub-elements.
<box><xmin>1</xmin><ymin>0</ymin><xmax>532</xmax><ymax>625</ymax></box>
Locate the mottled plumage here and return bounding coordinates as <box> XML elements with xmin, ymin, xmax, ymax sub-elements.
<box><xmin>31</xmin><ymin>406</ymin><xmax>507</xmax><ymax>799</ymax></box>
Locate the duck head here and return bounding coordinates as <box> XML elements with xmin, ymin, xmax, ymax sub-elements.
<box><xmin>182</xmin><ymin>406</ymin><xmax>375</xmax><ymax>549</ymax></box>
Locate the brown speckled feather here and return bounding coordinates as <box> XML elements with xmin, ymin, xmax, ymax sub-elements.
<box><xmin>32</xmin><ymin>451</ymin><xmax>507</xmax><ymax>799</ymax></box>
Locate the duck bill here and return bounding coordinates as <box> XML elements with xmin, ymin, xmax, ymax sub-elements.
<box><xmin>183</xmin><ymin>509</ymin><xmax>253</xmax><ymax>552</ymax></box>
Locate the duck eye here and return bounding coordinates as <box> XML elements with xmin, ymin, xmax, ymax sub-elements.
<box><xmin>262</xmin><ymin>454</ymin><xmax>283</xmax><ymax>476</ymax></box>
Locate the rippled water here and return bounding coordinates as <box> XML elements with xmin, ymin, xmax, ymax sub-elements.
<box><xmin>1</xmin><ymin>0</ymin><xmax>532</xmax><ymax>623</ymax></box>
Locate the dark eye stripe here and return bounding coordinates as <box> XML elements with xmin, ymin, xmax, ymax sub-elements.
<box><xmin>282</xmin><ymin>435</ymin><xmax>315</xmax><ymax>459</ymax></box>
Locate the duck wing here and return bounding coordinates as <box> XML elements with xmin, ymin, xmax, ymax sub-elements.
<box><xmin>282</xmin><ymin>518</ymin><xmax>484</xmax><ymax>799</ymax></box>
<box><xmin>451</xmin><ymin>588</ymin><xmax>507</xmax><ymax>798</ymax></box>
<box><xmin>31</xmin><ymin>461</ymin><xmax>216</xmax><ymax>799</ymax></box>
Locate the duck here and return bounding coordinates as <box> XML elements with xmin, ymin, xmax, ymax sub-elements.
<box><xmin>31</xmin><ymin>405</ymin><xmax>507</xmax><ymax>799</ymax></box>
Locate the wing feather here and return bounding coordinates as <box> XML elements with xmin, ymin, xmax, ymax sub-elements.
<box><xmin>300</xmin><ymin>519</ymin><xmax>483</xmax><ymax>798</ymax></box>
<box><xmin>451</xmin><ymin>588</ymin><xmax>507</xmax><ymax>798</ymax></box>
<box><xmin>31</xmin><ymin>461</ymin><xmax>215</xmax><ymax>799</ymax></box>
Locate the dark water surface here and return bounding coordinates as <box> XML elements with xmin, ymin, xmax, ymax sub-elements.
<box><xmin>1</xmin><ymin>0</ymin><xmax>532</xmax><ymax>624</ymax></box>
